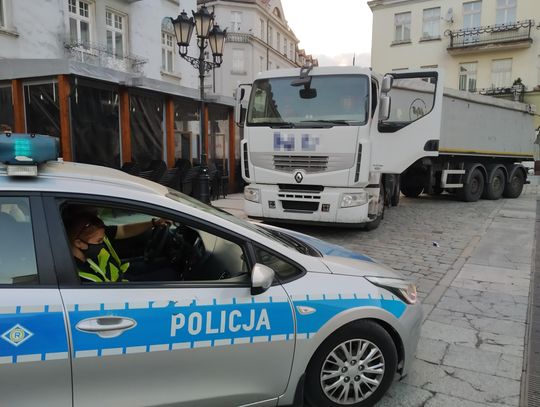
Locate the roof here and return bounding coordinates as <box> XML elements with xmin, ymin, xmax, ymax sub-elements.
<box><xmin>0</xmin><ymin>160</ymin><xmax>169</xmax><ymax>196</ymax></box>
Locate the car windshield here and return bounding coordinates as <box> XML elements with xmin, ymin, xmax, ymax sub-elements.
<box><xmin>166</xmin><ymin>189</ymin><xmax>316</xmax><ymax>255</ymax></box>
<box><xmin>246</xmin><ymin>74</ymin><xmax>369</xmax><ymax>127</ymax></box>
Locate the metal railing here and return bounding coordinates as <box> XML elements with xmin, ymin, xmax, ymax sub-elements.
<box><xmin>225</xmin><ymin>32</ymin><xmax>251</xmax><ymax>43</ymax></box>
<box><xmin>64</xmin><ymin>40</ymin><xmax>148</xmax><ymax>74</ymax></box>
<box><xmin>446</xmin><ymin>20</ymin><xmax>534</xmax><ymax>49</ymax></box>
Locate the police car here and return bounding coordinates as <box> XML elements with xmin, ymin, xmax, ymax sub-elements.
<box><xmin>0</xmin><ymin>133</ymin><xmax>422</xmax><ymax>407</ymax></box>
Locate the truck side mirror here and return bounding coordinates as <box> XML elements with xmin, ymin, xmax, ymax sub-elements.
<box><xmin>251</xmin><ymin>263</ymin><xmax>275</xmax><ymax>295</ymax></box>
<box><xmin>235</xmin><ymin>87</ymin><xmax>247</xmax><ymax>127</ymax></box>
<box><xmin>381</xmin><ymin>75</ymin><xmax>393</xmax><ymax>94</ymax></box>
<box><xmin>379</xmin><ymin>95</ymin><xmax>391</xmax><ymax>121</ymax></box>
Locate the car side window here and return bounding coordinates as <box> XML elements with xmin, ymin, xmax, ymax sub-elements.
<box><xmin>61</xmin><ymin>203</ymin><xmax>249</xmax><ymax>284</ymax></box>
<box><xmin>0</xmin><ymin>197</ymin><xmax>38</xmax><ymax>285</ymax></box>
<box><xmin>255</xmin><ymin>246</ymin><xmax>302</xmax><ymax>281</ymax></box>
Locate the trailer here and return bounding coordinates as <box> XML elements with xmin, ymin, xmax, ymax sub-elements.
<box><xmin>235</xmin><ymin>66</ymin><xmax>535</xmax><ymax>229</ymax></box>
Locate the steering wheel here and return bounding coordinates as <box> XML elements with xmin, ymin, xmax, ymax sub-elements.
<box><xmin>144</xmin><ymin>223</ymin><xmax>170</xmax><ymax>262</ymax></box>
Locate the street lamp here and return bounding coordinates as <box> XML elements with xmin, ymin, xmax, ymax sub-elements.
<box><xmin>170</xmin><ymin>6</ymin><xmax>227</xmax><ymax>204</ymax></box>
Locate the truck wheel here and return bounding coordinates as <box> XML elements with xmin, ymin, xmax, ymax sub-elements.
<box><xmin>503</xmin><ymin>169</ymin><xmax>525</xmax><ymax>198</ymax></box>
<box><xmin>427</xmin><ymin>186</ymin><xmax>443</xmax><ymax>196</ymax></box>
<box><xmin>460</xmin><ymin>168</ymin><xmax>484</xmax><ymax>202</ymax></box>
<box><xmin>364</xmin><ymin>187</ymin><xmax>384</xmax><ymax>231</ymax></box>
<box><xmin>304</xmin><ymin>320</ymin><xmax>397</xmax><ymax>407</ymax></box>
<box><xmin>400</xmin><ymin>184</ymin><xmax>423</xmax><ymax>198</ymax></box>
<box><xmin>482</xmin><ymin>168</ymin><xmax>505</xmax><ymax>200</ymax></box>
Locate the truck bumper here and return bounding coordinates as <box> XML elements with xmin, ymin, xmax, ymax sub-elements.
<box><xmin>244</xmin><ymin>184</ymin><xmax>371</xmax><ymax>224</ymax></box>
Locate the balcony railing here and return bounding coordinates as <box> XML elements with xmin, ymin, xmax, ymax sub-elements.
<box><xmin>446</xmin><ymin>20</ymin><xmax>534</xmax><ymax>51</ymax></box>
<box><xmin>225</xmin><ymin>32</ymin><xmax>251</xmax><ymax>44</ymax></box>
<box><xmin>64</xmin><ymin>40</ymin><xmax>148</xmax><ymax>74</ymax></box>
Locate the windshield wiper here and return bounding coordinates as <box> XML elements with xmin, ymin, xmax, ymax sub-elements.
<box><xmin>300</xmin><ymin>120</ymin><xmax>350</xmax><ymax>126</ymax></box>
<box><xmin>249</xmin><ymin>121</ymin><xmax>295</xmax><ymax>128</ymax></box>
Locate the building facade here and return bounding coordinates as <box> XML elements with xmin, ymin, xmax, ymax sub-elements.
<box><xmin>198</xmin><ymin>0</ymin><xmax>317</xmax><ymax>98</ymax></box>
<box><xmin>369</xmin><ymin>0</ymin><xmax>539</xmax><ymax>96</ymax></box>
<box><xmin>0</xmin><ymin>0</ymin><xmax>244</xmax><ymax>190</ymax></box>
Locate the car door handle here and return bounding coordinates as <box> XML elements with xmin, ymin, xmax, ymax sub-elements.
<box><xmin>76</xmin><ymin>317</ymin><xmax>137</xmax><ymax>339</ymax></box>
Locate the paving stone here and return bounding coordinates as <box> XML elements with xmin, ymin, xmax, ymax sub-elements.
<box><xmin>403</xmin><ymin>359</ymin><xmax>521</xmax><ymax>405</ymax></box>
<box><xmin>374</xmin><ymin>382</ymin><xmax>434</xmax><ymax>407</ymax></box>
<box><xmin>442</xmin><ymin>344</ymin><xmax>522</xmax><ymax>380</ymax></box>
<box><xmin>424</xmin><ymin>393</ymin><xmax>500</xmax><ymax>407</ymax></box>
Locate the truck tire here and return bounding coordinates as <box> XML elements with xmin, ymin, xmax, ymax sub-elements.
<box><xmin>482</xmin><ymin>168</ymin><xmax>505</xmax><ymax>200</ymax></box>
<box><xmin>503</xmin><ymin>169</ymin><xmax>525</xmax><ymax>198</ymax></box>
<box><xmin>364</xmin><ymin>186</ymin><xmax>385</xmax><ymax>231</ymax></box>
<box><xmin>304</xmin><ymin>320</ymin><xmax>397</xmax><ymax>407</ymax></box>
<box><xmin>460</xmin><ymin>168</ymin><xmax>484</xmax><ymax>202</ymax></box>
<box><xmin>400</xmin><ymin>184</ymin><xmax>423</xmax><ymax>198</ymax></box>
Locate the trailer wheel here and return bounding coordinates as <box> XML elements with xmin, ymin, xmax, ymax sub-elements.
<box><xmin>503</xmin><ymin>169</ymin><xmax>525</xmax><ymax>198</ymax></box>
<box><xmin>461</xmin><ymin>168</ymin><xmax>484</xmax><ymax>202</ymax></box>
<box><xmin>483</xmin><ymin>168</ymin><xmax>505</xmax><ymax>200</ymax></box>
<box><xmin>400</xmin><ymin>184</ymin><xmax>423</xmax><ymax>198</ymax></box>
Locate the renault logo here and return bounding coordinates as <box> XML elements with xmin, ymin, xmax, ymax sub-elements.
<box><xmin>294</xmin><ymin>171</ymin><xmax>303</xmax><ymax>183</ymax></box>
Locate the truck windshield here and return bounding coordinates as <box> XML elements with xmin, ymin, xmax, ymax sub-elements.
<box><xmin>246</xmin><ymin>74</ymin><xmax>369</xmax><ymax>127</ymax></box>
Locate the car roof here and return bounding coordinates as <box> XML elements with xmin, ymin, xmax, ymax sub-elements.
<box><xmin>0</xmin><ymin>160</ymin><xmax>169</xmax><ymax>196</ymax></box>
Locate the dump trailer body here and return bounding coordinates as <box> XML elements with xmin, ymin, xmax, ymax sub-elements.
<box><xmin>439</xmin><ymin>88</ymin><xmax>534</xmax><ymax>159</ymax></box>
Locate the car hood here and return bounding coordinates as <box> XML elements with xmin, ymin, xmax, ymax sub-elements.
<box><xmin>260</xmin><ymin>224</ymin><xmax>404</xmax><ymax>279</ymax></box>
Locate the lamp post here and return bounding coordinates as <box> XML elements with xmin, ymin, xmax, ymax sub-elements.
<box><xmin>170</xmin><ymin>6</ymin><xmax>226</xmax><ymax>204</ymax></box>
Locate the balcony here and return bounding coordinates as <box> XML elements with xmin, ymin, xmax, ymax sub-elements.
<box><xmin>225</xmin><ymin>32</ymin><xmax>252</xmax><ymax>44</ymax></box>
<box><xmin>446</xmin><ymin>20</ymin><xmax>534</xmax><ymax>55</ymax></box>
<box><xmin>64</xmin><ymin>41</ymin><xmax>147</xmax><ymax>74</ymax></box>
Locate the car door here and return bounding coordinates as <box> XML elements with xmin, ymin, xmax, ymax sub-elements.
<box><xmin>0</xmin><ymin>194</ymin><xmax>71</xmax><ymax>406</ymax></box>
<box><xmin>45</xmin><ymin>196</ymin><xmax>296</xmax><ymax>407</ymax></box>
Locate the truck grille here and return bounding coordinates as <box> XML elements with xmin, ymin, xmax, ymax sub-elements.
<box><xmin>273</xmin><ymin>155</ymin><xmax>329</xmax><ymax>172</ymax></box>
<box><xmin>281</xmin><ymin>201</ymin><xmax>320</xmax><ymax>212</ymax></box>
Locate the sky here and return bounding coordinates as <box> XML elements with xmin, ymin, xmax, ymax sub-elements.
<box><xmin>280</xmin><ymin>0</ymin><xmax>373</xmax><ymax>68</ymax></box>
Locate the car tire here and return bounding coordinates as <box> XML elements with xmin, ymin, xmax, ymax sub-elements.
<box><xmin>503</xmin><ymin>169</ymin><xmax>525</xmax><ymax>198</ymax></box>
<box><xmin>304</xmin><ymin>320</ymin><xmax>397</xmax><ymax>407</ymax></box>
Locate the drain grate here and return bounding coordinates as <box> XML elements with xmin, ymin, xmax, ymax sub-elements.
<box><xmin>524</xmin><ymin>202</ymin><xmax>540</xmax><ymax>406</ymax></box>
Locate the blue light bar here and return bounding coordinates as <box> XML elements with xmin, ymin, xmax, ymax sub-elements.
<box><xmin>0</xmin><ymin>133</ymin><xmax>60</xmax><ymax>165</ymax></box>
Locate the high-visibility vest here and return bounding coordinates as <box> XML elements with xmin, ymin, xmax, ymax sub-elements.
<box><xmin>78</xmin><ymin>236</ymin><xmax>129</xmax><ymax>282</ymax></box>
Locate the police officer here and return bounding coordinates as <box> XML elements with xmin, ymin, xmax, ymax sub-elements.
<box><xmin>64</xmin><ymin>211</ymin><xmax>175</xmax><ymax>282</ymax></box>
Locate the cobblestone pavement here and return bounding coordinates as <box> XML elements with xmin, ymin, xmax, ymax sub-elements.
<box><xmin>292</xmin><ymin>184</ymin><xmax>539</xmax><ymax>407</ymax></box>
<box><xmin>213</xmin><ymin>183</ymin><xmax>539</xmax><ymax>406</ymax></box>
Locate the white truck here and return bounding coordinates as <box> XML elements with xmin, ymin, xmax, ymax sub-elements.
<box><xmin>235</xmin><ymin>66</ymin><xmax>535</xmax><ymax>229</ymax></box>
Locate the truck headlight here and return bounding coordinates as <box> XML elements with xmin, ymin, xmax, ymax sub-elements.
<box><xmin>244</xmin><ymin>187</ymin><xmax>260</xmax><ymax>203</ymax></box>
<box><xmin>340</xmin><ymin>192</ymin><xmax>368</xmax><ymax>208</ymax></box>
<box><xmin>365</xmin><ymin>276</ymin><xmax>418</xmax><ymax>305</ymax></box>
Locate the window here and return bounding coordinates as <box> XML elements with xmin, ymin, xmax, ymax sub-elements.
<box><xmin>283</xmin><ymin>38</ymin><xmax>287</xmax><ymax>56</ymax></box>
<box><xmin>394</xmin><ymin>12</ymin><xmax>411</xmax><ymax>42</ymax></box>
<box><xmin>459</xmin><ymin>62</ymin><xmax>477</xmax><ymax>91</ymax></box>
<box><xmin>463</xmin><ymin>1</ymin><xmax>482</xmax><ymax>29</ymax></box>
<box><xmin>68</xmin><ymin>0</ymin><xmax>92</xmax><ymax>45</ymax></box>
<box><xmin>422</xmin><ymin>7</ymin><xmax>440</xmax><ymax>38</ymax></box>
<box><xmin>232</xmin><ymin>49</ymin><xmax>245</xmax><ymax>74</ymax></box>
<box><xmin>0</xmin><ymin>0</ymin><xmax>5</xmax><ymax>28</ymax></box>
<box><xmin>0</xmin><ymin>197</ymin><xmax>38</xmax><ymax>285</ymax></box>
<box><xmin>268</xmin><ymin>26</ymin><xmax>273</xmax><ymax>45</ymax></box>
<box><xmin>161</xmin><ymin>32</ymin><xmax>174</xmax><ymax>73</ymax></box>
<box><xmin>289</xmin><ymin>45</ymin><xmax>293</xmax><ymax>60</ymax></box>
<box><xmin>276</xmin><ymin>32</ymin><xmax>281</xmax><ymax>50</ymax></box>
<box><xmin>491</xmin><ymin>59</ymin><xmax>512</xmax><ymax>88</ymax></box>
<box><xmin>260</xmin><ymin>18</ymin><xmax>264</xmax><ymax>39</ymax></box>
<box><xmin>259</xmin><ymin>55</ymin><xmax>264</xmax><ymax>72</ymax></box>
<box><xmin>61</xmin><ymin>203</ymin><xmax>249</xmax><ymax>284</ymax></box>
<box><xmin>230</xmin><ymin>11</ymin><xmax>242</xmax><ymax>32</ymax></box>
<box><xmin>255</xmin><ymin>247</ymin><xmax>302</xmax><ymax>281</ymax></box>
<box><xmin>106</xmin><ymin>9</ymin><xmax>126</xmax><ymax>58</ymax></box>
<box><xmin>496</xmin><ymin>0</ymin><xmax>516</xmax><ymax>25</ymax></box>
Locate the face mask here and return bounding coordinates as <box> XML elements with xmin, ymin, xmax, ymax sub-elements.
<box><xmin>81</xmin><ymin>241</ymin><xmax>106</xmax><ymax>260</ymax></box>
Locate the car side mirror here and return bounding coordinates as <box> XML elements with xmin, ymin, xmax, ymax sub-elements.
<box><xmin>379</xmin><ymin>95</ymin><xmax>391</xmax><ymax>121</ymax></box>
<box><xmin>251</xmin><ymin>263</ymin><xmax>275</xmax><ymax>295</ymax></box>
